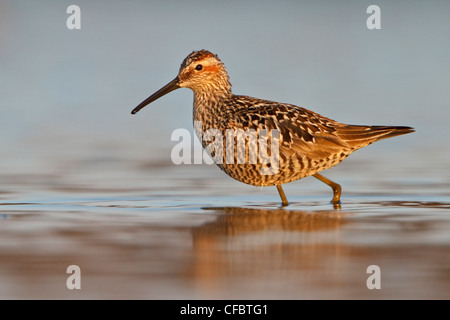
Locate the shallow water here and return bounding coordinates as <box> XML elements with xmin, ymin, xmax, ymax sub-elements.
<box><xmin>1</xmin><ymin>1</ymin><xmax>450</xmax><ymax>299</ymax></box>
<box><xmin>1</xmin><ymin>159</ymin><xmax>449</xmax><ymax>299</ymax></box>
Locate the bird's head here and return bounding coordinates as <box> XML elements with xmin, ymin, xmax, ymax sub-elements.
<box><xmin>132</xmin><ymin>50</ymin><xmax>231</xmax><ymax>115</ymax></box>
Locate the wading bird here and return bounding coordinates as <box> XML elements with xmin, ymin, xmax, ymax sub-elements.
<box><xmin>132</xmin><ymin>50</ymin><xmax>414</xmax><ymax>207</ymax></box>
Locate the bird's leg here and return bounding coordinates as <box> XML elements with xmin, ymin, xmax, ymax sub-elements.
<box><xmin>313</xmin><ymin>173</ymin><xmax>342</xmax><ymax>205</ymax></box>
<box><xmin>276</xmin><ymin>184</ymin><xmax>288</xmax><ymax>206</ymax></box>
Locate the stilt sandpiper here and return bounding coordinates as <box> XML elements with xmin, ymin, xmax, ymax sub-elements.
<box><xmin>131</xmin><ymin>50</ymin><xmax>414</xmax><ymax>207</ymax></box>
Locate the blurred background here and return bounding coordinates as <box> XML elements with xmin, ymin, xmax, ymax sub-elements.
<box><xmin>1</xmin><ymin>0</ymin><xmax>449</xmax><ymax>178</ymax></box>
<box><xmin>0</xmin><ymin>0</ymin><xmax>449</xmax><ymax>299</ymax></box>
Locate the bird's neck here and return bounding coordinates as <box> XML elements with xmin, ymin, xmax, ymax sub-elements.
<box><xmin>193</xmin><ymin>78</ymin><xmax>231</xmax><ymax>112</ymax></box>
<box><xmin>193</xmin><ymin>87</ymin><xmax>231</xmax><ymax>132</ymax></box>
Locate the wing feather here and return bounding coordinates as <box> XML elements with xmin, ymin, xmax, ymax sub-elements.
<box><xmin>226</xmin><ymin>96</ymin><xmax>348</xmax><ymax>160</ymax></box>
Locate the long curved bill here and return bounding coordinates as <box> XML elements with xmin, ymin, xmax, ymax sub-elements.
<box><xmin>131</xmin><ymin>77</ymin><xmax>180</xmax><ymax>114</ymax></box>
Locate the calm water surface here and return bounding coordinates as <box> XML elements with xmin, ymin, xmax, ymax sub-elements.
<box><xmin>1</xmin><ymin>158</ymin><xmax>449</xmax><ymax>299</ymax></box>
<box><xmin>1</xmin><ymin>1</ymin><xmax>449</xmax><ymax>299</ymax></box>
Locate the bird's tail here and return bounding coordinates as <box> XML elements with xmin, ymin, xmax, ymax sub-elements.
<box><xmin>337</xmin><ymin>125</ymin><xmax>415</xmax><ymax>147</ymax></box>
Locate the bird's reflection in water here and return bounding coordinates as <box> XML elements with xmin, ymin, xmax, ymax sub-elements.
<box><xmin>189</xmin><ymin>207</ymin><xmax>349</xmax><ymax>294</ymax></box>
<box><xmin>196</xmin><ymin>206</ymin><xmax>344</xmax><ymax>234</ymax></box>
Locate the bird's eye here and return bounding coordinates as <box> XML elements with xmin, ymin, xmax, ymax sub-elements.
<box><xmin>195</xmin><ymin>64</ymin><xmax>203</xmax><ymax>71</ymax></box>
